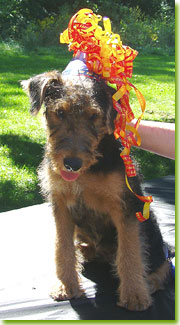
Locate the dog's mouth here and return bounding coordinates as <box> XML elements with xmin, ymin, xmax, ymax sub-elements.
<box><xmin>60</xmin><ymin>170</ymin><xmax>80</xmax><ymax>182</ymax></box>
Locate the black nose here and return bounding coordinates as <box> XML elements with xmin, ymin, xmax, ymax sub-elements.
<box><xmin>64</xmin><ymin>157</ymin><xmax>82</xmax><ymax>172</ymax></box>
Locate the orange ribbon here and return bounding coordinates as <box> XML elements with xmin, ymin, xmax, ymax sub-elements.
<box><xmin>125</xmin><ymin>175</ymin><xmax>153</xmax><ymax>222</ymax></box>
<box><xmin>60</xmin><ymin>8</ymin><xmax>153</xmax><ymax>222</ymax></box>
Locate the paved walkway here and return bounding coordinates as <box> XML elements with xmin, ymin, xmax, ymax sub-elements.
<box><xmin>0</xmin><ymin>176</ymin><xmax>175</xmax><ymax>320</ymax></box>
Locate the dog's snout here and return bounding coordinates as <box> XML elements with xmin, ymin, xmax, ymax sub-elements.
<box><xmin>64</xmin><ymin>157</ymin><xmax>82</xmax><ymax>172</ymax></box>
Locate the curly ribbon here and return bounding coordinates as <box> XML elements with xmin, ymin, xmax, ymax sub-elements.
<box><xmin>60</xmin><ymin>8</ymin><xmax>153</xmax><ymax>222</ymax></box>
<box><xmin>125</xmin><ymin>175</ymin><xmax>153</xmax><ymax>222</ymax></box>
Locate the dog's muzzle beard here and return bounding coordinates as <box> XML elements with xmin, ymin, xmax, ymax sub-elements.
<box><xmin>47</xmin><ymin>138</ymin><xmax>100</xmax><ymax>182</ymax></box>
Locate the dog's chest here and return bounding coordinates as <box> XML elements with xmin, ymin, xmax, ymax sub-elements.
<box><xmin>68</xmin><ymin>196</ymin><xmax>111</xmax><ymax>241</ymax></box>
<box><xmin>62</xmin><ymin>176</ymin><xmax>116</xmax><ymax>242</ymax></box>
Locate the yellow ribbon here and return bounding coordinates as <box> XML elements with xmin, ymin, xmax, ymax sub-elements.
<box><xmin>125</xmin><ymin>175</ymin><xmax>153</xmax><ymax>222</ymax></box>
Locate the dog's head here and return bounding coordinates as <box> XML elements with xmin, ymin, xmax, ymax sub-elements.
<box><xmin>21</xmin><ymin>71</ymin><xmax>117</xmax><ymax>180</ymax></box>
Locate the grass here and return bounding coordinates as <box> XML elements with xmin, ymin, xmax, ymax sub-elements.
<box><xmin>130</xmin><ymin>54</ymin><xmax>175</xmax><ymax>122</ymax></box>
<box><xmin>0</xmin><ymin>42</ymin><xmax>175</xmax><ymax>212</ymax></box>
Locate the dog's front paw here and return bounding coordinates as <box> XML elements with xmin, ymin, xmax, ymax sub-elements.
<box><xmin>117</xmin><ymin>282</ymin><xmax>152</xmax><ymax>311</ymax></box>
<box><xmin>50</xmin><ymin>281</ymin><xmax>85</xmax><ymax>301</ymax></box>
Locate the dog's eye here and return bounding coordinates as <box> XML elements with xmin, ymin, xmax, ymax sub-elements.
<box><xmin>56</xmin><ymin>109</ymin><xmax>65</xmax><ymax>120</ymax></box>
<box><xmin>90</xmin><ymin>113</ymin><xmax>98</xmax><ymax>122</ymax></box>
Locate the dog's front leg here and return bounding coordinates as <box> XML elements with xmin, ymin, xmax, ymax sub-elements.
<box><xmin>112</xmin><ymin>215</ymin><xmax>152</xmax><ymax>311</ymax></box>
<box><xmin>50</xmin><ymin>201</ymin><xmax>84</xmax><ymax>301</ymax></box>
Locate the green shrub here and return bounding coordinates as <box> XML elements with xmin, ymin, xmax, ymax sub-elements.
<box><xmin>18</xmin><ymin>4</ymin><xmax>174</xmax><ymax>54</ymax></box>
<box><xmin>20</xmin><ymin>4</ymin><xmax>71</xmax><ymax>49</ymax></box>
<box><xmin>114</xmin><ymin>6</ymin><xmax>175</xmax><ymax>51</ymax></box>
<box><xmin>0</xmin><ymin>1</ymin><xmax>175</xmax><ymax>53</ymax></box>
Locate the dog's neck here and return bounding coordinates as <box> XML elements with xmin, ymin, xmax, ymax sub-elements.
<box><xmin>89</xmin><ymin>134</ymin><xmax>124</xmax><ymax>174</ymax></box>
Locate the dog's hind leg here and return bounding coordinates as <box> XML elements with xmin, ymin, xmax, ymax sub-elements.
<box><xmin>147</xmin><ymin>260</ymin><xmax>170</xmax><ymax>294</ymax></box>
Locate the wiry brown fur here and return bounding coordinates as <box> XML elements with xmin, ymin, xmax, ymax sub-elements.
<box><xmin>21</xmin><ymin>70</ymin><xmax>170</xmax><ymax>311</ymax></box>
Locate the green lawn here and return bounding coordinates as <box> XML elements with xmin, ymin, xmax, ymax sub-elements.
<box><xmin>130</xmin><ymin>54</ymin><xmax>175</xmax><ymax>122</ymax></box>
<box><xmin>0</xmin><ymin>43</ymin><xmax>175</xmax><ymax>212</ymax></box>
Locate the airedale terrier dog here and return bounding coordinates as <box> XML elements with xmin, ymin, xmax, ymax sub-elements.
<box><xmin>21</xmin><ymin>58</ymin><xmax>170</xmax><ymax>311</ymax></box>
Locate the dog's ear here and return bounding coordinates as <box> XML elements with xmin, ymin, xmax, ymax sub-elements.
<box><xmin>102</xmin><ymin>85</ymin><xmax>117</xmax><ymax>134</ymax></box>
<box><xmin>93</xmin><ymin>81</ymin><xmax>117</xmax><ymax>134</ymax></box>
<box><xmin>21</xmin><ymin>71</ymin><xmax>63</xmax><ymax>115</ymax></box>
<box><xmin>106</xmin><ymin>100</ymin><xmax>117</xmax><ymax>134</ymax></box>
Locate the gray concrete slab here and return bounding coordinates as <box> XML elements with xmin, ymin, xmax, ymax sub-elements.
<box><xmin>0</xmin><ymin>176</ymin><xmax>175</xmax><ymax>320</ymax></box>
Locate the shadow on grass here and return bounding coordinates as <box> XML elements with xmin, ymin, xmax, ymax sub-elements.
<box><xmin>0</xmin><ymin>47</ymin><xmax>72</xmax><ymax>76</ymax></box>
<box><xmin>0</xmin><ymin>134</ymin><xmax>44</xmax><ymax>212</ymax></box>
<box><xmin>133</xmin><ymin>55</ymin><xmax>175</xmax><ymax>80</ymax></box>
<box><xmin>131</xmin><ymin>147</ymin><xmax>175</xmax><ymax>180</ymax></box>
<box><xmin>0</xmin><ymin>46</ymin><xmax>175</xmax><ymax>84</ymax></box>
<box><xmin>0</xmin><ymin>179</ymin><xmax>43</xmax><ymax>212</ymax></box>
<box><xmin>0</xmin><ymin>134</ymin><xmax>44</xmax><ymax>168</ymax></box>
